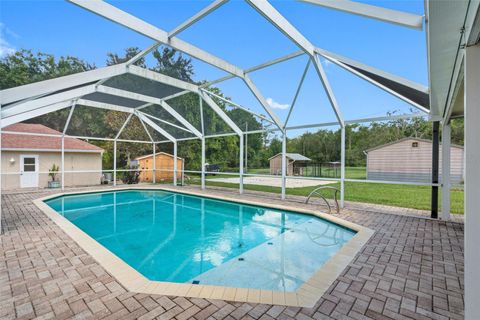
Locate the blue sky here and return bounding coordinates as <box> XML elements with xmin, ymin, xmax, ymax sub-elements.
<box><xmin>1</xmin><ymin>0</ymin><xmax>427</xmax><ymax>133</ymax></box>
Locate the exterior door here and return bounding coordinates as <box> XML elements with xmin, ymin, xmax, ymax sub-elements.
<box><xmin>20</xmin><ymin>155</ymin><xmax>39</xmax><ymax>188</ymax></box>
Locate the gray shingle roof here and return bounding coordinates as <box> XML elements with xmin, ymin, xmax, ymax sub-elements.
<box><xmin>268</xmin><ymin>153</ymin><xmax>311</xmax><ymax>161</ymax></box>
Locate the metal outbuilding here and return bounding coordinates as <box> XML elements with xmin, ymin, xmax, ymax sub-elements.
<box><xmin>365</xmin><ymin>138</ymin><xmax>464</xmax><ymax>183</ymax></box>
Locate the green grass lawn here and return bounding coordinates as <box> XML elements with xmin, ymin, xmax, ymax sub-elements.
<box><xmin>246</xmin><ymin>168</ymin><xmax>270</xmax><ymax>174</ymax></box>
<box><xmin>195</xmin><ymin>179</ymin><xmax>464</xmax><ymax>214</ymax></box>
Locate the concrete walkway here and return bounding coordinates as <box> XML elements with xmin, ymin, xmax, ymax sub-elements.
<box><xmin>0</xmin><ymin>185</ymin><xmax>464</xmax><ymax>319</ymax></box>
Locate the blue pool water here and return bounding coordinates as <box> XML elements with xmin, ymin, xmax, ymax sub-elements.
<box><xmin>45</xmin><ymin>190</ymin><xmax>356</xmax><ymax>291</ymax></box>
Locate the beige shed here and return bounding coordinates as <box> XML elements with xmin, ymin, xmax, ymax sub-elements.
<box><xmin>1</xmin><ymin>123</ymin><xmax>103</xmax><ymax>189</ymax></box>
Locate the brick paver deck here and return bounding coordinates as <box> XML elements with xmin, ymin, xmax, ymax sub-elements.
<box><xmin>0</xmin><ymin>186</ymin><xmax>464</xmax><ymax>319</ymax></box>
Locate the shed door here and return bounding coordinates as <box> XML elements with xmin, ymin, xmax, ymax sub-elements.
<box><xmin>20</xmin><ymin>155</ymin><xmax>39</xmax><ymax>188</ymax></box>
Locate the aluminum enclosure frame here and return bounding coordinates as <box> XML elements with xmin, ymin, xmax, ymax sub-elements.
<box><xmin>1</xmin><ymin>0</ymin><xmax>436</xmax><ymax>235</ymax></box>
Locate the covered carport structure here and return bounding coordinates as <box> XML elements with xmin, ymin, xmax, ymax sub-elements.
<box><xmin>1</xmin><ymin>0</ymin><xmax>479</xmax><ymax>316</ymax></box>
<box><xmin>427</xmin><ymin>0</ymin><xmax>480</xmax><ymax>318</ymax></box>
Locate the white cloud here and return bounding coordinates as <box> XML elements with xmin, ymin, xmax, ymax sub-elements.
<box><xmin>266</xmin><ymin>97</ymin><xmax>289</xmax><ymax>110</ymax></box>
<box><xmin>322</xmin><ymin>59</ymin><xmax>333</xmax><ymax>68</ymax></box>
<box><xmin>0</xmin><ymin>23</ymin><xmax>16</xmax><ymax>58</ymax></box>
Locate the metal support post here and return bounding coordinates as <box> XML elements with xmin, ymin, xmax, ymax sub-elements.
<box><xmin>239</xmin><ymin>134</ymin><xmax>244</xmax><ymax>194</ymax></box>
<box><xmin>0</xmin><ymin>116</ymin><xmax>2</xmax><ymax>234</ymax></box>
<box><xmin>61</xmin><ymin>136</ymin><xmax>65</xmax><ymax>190</ymax></box>
<box><xmin>113</xmin><ymin>140</ymin><xmax>117</xmax><ymax>186</ymax></box>
<box><xmin>245</xmin><ymin>123</ymin><xmax>248</xmax><ymax>173</ymax></box>
<box><xmin>201</xmin><ymin>137</ymin><xmax>206</xmax><ymax>190</ymax></box>
<box><xmin>62</xmin><ymin>104</ymin><xmax>75</xmax><ymax>191</ymax></box>
<box><xmin>340</xmin><ymin>126</ymin><xmax>346</xmax><ymax>208</ymax></box>
<box><xmin>181</xmin><ymin>157</ymin><xmax>185</xmax><ymax>186</ymax></box>
<box><xmin>441</xmin><ymin>121</ymin><xmax>451</xmax><ymax>220</ymax></box>
<box><xmin>431</xmin><ymin>121</ymin><xmax>440</xmax><ymax>218</ymax></box>
<box><xmin>465</xmin><ymin>43</ymin><xmax>480</xmax><ymax>319</ymax></box>
<box><xmin>281</xmin><ymin>132</ymin><xmax>287</xmax><ymax>200</ymax></box>
<box><xmin>152</xmin><ymin>142</ymin><xmax>156</xmax><ymax>184</ymax></box>
<box><xmin>173</xmin><ymin>141</ymin><xmax>178</xmax><ymax>186</ymax></box>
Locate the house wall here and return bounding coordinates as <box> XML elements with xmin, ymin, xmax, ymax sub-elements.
<box><xmin>138</xmin><ymin>153</ymin><xmax>183</xmax><ymax>183</ymax></box>
<box><xmin>1</xmin><ymin>151</ymin><xmax>103</xmax><ymax>189</ymax></box>
<box><xmin>366</xmin><ymin>139</ymin><xmax>464</xmax><ymax>183</ymax></box>
<box><xmin>269</xmin><ymin>155</ymin><xmax>293</xmax><ymax>176</ymax></box>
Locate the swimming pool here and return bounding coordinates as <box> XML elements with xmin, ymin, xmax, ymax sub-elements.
<box><xmin>44</xmin><ymin>189</ymin><xmax>356</xmax><ymax>292</ymax></box>
<box><xmin>37</xmin><ymin>187</ymin><xmax>373</xmax><ymax>306</ymax></box>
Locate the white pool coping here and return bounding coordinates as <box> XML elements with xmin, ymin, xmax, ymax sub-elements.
<box><xmin>34</xmin><ymin>186</ymin><xmax>374</xmax><ymax>307</ymax></box>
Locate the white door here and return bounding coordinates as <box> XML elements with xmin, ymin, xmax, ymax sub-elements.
<box><xmin>20</xmin><ymin>155</ymin><xmax>39</xmax><ymax>188</ymax></box>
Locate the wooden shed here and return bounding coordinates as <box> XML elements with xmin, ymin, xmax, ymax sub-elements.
<box><xmin>269</xmin><ymin>153</ymin><xmax>311</xmax><ymax>176</ymax></box>
<box><xmin>135</xmin><ymin>152</ymin><xmax>183</xmax><ymax>183</ymax></box>
<box><xmin>365</xmin><ymin>138</ymin><xmax>464</xmax><ymax>183</ymax></box>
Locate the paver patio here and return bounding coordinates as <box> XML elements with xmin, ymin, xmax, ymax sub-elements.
<box><xmin>0</xmin><ymin>186</ymin><xmax>464</xmax><ymax>320</ymax></box>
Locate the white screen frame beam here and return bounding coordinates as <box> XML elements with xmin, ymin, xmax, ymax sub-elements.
<box><xmin>299</xmin><ymin>0</ymin><xmax>424</xmax><ymax>30</ymax></box>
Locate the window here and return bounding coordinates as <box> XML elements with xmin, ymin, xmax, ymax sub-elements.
<box><xmin>412</xmin><ymin>142</ymin><xmax>419</xmax><ymax>148</ymax></box>
<box><xmin>23</xmin><ymin>157</ymin><xmax>36</xmax><ymax>172</ymax></box>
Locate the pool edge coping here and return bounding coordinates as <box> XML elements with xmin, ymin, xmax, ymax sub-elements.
<box><xmin>33</xmin><ymin>186</ymin><xmax>374</xmax><ymax>308</ymax></box>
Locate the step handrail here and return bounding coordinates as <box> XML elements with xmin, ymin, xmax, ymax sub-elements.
<box><xmin>305</xmin><ymin>186</ymin><xmax>340</xmax><ymax>214</ymax></box>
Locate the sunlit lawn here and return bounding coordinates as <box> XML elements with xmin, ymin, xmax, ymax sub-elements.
<box><xmin>194</xmin><ymin>178</ymin><xmax>464</xmax><ymax>214</ymax></box>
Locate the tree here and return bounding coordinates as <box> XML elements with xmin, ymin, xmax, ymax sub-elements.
<box><xmin>5</xmin><ymin>48</ymin><xmax>457</xmax><ymax>173</ymax></box>
<box><xmin>0</xmin><ymin>49</ymin><xmax>96</xmax><ymax>132</ymax></box>
<box><xmin>106</xmin><ymin>47</ymin><xmax>146</xmax><ymax>68</ymax></box>
<box><xmin>152</xmin><ymin>47</ymin><xmax>194</xmax><ymax>82</ymax></box>
<box><xmin>0</xmin><ymin>49</ymin><xmax>94</xmax><ymax>90</ymax></box>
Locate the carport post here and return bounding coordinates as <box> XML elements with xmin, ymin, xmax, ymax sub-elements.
<box><xmin>465</xmin><ymin>43</ymin><xmax>480</xmax><ymax>319</ymax></box>
<box><xmin>441</xmin><ymin>121</ymin><xmax>451</xmax><ymax>220</ymax></box>
<box><xmin>340</xmin><ymin>126</ymin><xmax>346</xmax><ymax>208</ymax></box>
<box><xmin>239</xmin><ymin>134</ymin><xmax>244</xmax><ymax>194</ymax></box>
<box><xmin>281</xmin><ymin>131</ymin><xmax>287</xmax><ymax>200</ymax></box>
<box><xmin>431</xmin><ymin>121</ymin><xmax>440</xmax><ymax>218</ymax></box>
<box><xmin>201</xmin><ymin>137</ymin><xmax>206</xmax><ymax>190</ymax></box>
<box><xmin>113</xmin><ymin>140</ymin><xmax>117</xmax><ymax>186</ymax></box>
<box><xmin>173</xmin><ymin>141</ymin><xmax>177</xmax><ymax>186</ymax></box>
<box><xmin>152</xmin><ymin>143</ymin><xmax>156</xmax><ymax>184</ymax></box>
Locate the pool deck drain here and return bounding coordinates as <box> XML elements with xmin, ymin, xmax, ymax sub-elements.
<box><xmin>33</xmin><ymin>186</ymin><xmax>374</xmax><ymax>308</ymax></box>
<box><xmin>0</xmin><ymin>184</ymin><xmax>465</xmax><ymax>319</ymax></box>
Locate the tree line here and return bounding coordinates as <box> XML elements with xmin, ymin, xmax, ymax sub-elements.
<box><xmin>1</xmin><ymin>48</ymin><xmax>463</xmax><ymax>171</ymax></box>
<box><xmin>283</xmin><ymin>115</ymin><xmax>463</xmax><ymax>167</ymax></box>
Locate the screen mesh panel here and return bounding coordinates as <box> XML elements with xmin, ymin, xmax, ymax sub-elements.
<box><xmin>81</xmin><ymin>92</ymin><xmax>145</xmax><ymax>108</ymax></box>
<box><xmin>118</xmin><ymin>115</ymin><xmax>152</xmax><ymax>141</ymax></box>
<box><xmin>66</xmin><ymin>105</ymin><xmax>129</xmax><ymax>138</ymax></box>
<box><xmin>103</xmin><ymin>73</ymin><xmax>184</xmax><ymax>100</ymax></box>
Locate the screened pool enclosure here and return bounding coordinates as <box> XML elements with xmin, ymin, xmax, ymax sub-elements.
<box><xmin>0</xmin><ymin>0</ymin><xmax>445</xmax><ymax>218</ymax></box>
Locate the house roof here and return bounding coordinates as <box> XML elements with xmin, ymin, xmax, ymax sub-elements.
<box><xmin>364</xmin><ymin>137</ymin><xmax>464</xmax><ymax>153</ymax></box>
<box><xmin>135</xmin><ymin>152</ymin><xmax>184</xmax><ymax>161</ymax></box>
<box><xmin>268</xmin><ymin>153</ymin><xmax>311</xmax><ymax>161</ymax></box>
<box><xmin>1</xmin><ymin>123</ymin><xmax>103</xmax><ymax>153</ymax></box>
